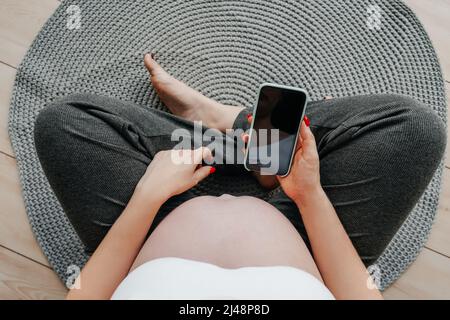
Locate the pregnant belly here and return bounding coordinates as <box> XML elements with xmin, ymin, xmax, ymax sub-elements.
<box><xmin>131</xmin><ymin>195</ymin><xmax>321</xmax><ymax>280</ymax></box>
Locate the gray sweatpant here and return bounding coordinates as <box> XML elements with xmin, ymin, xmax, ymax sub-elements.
<box><xmin>34</xmin><ymin>93</ymin><xmax>446</xmax><ymax>265</ymax></box>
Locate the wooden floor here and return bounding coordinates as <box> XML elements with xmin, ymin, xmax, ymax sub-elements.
<box><xmin>0</xmin><ymin>0</ymin><xmax>449</xmax><ymax>300</ymax></box>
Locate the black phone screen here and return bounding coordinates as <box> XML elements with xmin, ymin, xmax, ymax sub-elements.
<box><xmin>245</xmin><ymin>85</ymin><xmax>307</xmax><ymax>176</ymax></box>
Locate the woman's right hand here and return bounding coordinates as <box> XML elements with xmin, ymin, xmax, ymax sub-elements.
<box><xmin>134</xmin><ymin>147</ymin><xmax>215</xmax><ymax>206</ymax></box>
<box><xmin>277</xmin><ymin>118</ymin><xmax>322</xmax><ymax>205</ymax></box>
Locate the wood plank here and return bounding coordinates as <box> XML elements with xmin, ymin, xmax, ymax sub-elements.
<box><xmin>0</xmin><ymin>152</ymin><xmax>50</xmax><ymax>266</ymax></box>
<box><xmin>403</xmin><ymin>0</ymin><xmax>450</xmax><ymax>82</ymax></box>
<box><xmin>383</xmin><ymin>284</ymin><xmax>415</xmax><ymax>300</ymax></box>
<box><xmin>426</xmin><ymin>167</ymin><xmax>450</xmax><ymax>257</ymax></box>
<box><xmin>0</xmin><ymin>246</ymin><xmax>66</xmax><ymax>300</ymax></box>
<box><xmin>388</xmin><ymin>248</ymin><xmax>450</xmax><ymax>299</ymax></box>
<box><xmin>0</xmin><ymin>0</ymin><xmax>60</xmax><ymax>68</ymax></box>
<box><xmin>0</xmin><ymin>62</ymin><xmax>16</xmax><ymax>156</ymax></box>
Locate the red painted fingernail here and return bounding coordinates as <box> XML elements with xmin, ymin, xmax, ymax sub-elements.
<box><xmin>247</xmin><ymin>114</ymin><xmax>253</xmax><ymax>122</ymax></box>
<box><xmin>209</xmin><ymin>167</ymin><xmax>216</xmax><ymax>174</ymax></box>
<box><xmin>304</xmin><ymin>115</ymin><xmax>310</xmax><ymax>127</ymax></box>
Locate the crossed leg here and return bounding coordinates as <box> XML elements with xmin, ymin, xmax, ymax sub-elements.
<box><xmin>34</xmin><ymin>55</ymin><xmax>447</xmax><ymax>263</ymax></box>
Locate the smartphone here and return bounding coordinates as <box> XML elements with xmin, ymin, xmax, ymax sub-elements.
<box><xmin>244</xmin><ymin>83</ymin><xmax>309</xmax><ymax>177</ymax></box>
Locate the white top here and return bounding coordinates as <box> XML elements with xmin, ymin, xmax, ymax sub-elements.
<box><xmin>112</xmin><ymin>257</ymin><xmax>334</xmax><ymax>300</ymax></box>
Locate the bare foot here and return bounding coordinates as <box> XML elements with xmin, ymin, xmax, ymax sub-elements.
<box><xmin>144</xmin><ymin>53</ymin><xmax>244</xmax><ymax>132</ymax></box>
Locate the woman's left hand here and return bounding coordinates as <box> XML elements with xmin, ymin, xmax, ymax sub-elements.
<box><xmin>134</xmin><ymin>147</ymin><xmax>215</xmax><ymax>205</ymax></box>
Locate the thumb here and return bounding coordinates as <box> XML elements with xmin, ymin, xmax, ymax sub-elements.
<box><xmin>144</xmin><ymin>53</ymin><xmax>161</xmax><ymax>75</ymax></box>
<box><xmin>193</xmin><ymin>166</ymin><xmax>214</xmax><ymax>184</ymax></box>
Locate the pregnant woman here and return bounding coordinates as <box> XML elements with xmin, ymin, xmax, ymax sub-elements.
<box><xmin>34</xmin><ymin>54</ymin><xmax>446</xmax><ymax>300</ymax></box>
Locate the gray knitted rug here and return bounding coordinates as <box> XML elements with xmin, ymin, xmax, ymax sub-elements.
<box><xmin>9</xmin><ymin>0</ymin><xmax>447</xmax><ymax>290</ymax></box>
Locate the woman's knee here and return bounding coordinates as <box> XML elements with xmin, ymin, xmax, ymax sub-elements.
<box><xmin>392</xmin><ymin>95</ymin><xmax>447</xmax><ymax>162</ymax></box>
<box><xmin>34</xmin><ymin>94</ymin><xmax>96</xmax><ymax>156</ymax></box>
<box><xmin>35</xmin><ymin>103</ymin><xmax>67</xmax><ymax>153</ymax></box>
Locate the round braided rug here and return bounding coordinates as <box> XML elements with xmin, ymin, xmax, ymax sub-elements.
<box><xmin>9</xmin><ymin>0</ymin><xmax>447</xmax><ymax>290</ymax></box>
